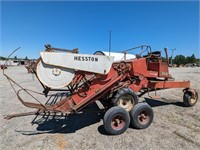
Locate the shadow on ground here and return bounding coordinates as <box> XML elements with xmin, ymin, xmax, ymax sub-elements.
<box><xmin>15</xmin><ymin>93</ymin><xmax>186</xmax><ymax>135</ymax></box>
<box><xmin>144</xmin><ymin>97</ymin><xmax>186</xmax><ymax>107</ymax></box>
<box><xmin>15</xmin><ymin>92</ymin><xmax>104</xmax><ymax>135</ymax></box>
<box><xmin>16</xmin><ymin>103</ymin><xmax>104</xmax><ymax>135</ymax></box>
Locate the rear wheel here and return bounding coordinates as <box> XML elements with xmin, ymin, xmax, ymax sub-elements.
<box><xmin>130</xmin><ymin>103</ymin><xmax>154</xmax><ymax>129</ymax></box>
<box><xmin>103</xmin><ymin>106</ymin><xmax>130</xmax><ymax>135</ymax></box>
<box><xmin>183</xmin><ymin>90</ymin><xmax>198</xmax><ymax>107</ymax></box>
<box><xmin>112</xmin><ymin>88</ymin><xmax>138</xmax><ymax>112</ymax></box>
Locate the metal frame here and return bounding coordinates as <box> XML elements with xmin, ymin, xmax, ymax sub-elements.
<box><xmin>3</xmin><ymin>45</ymin><xmax>197</xmax><ymax>119</ymax></box>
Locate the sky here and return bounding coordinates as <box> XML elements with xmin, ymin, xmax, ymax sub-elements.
<box><xmin>0</xmin><ymin>0</ymin><xmax>199</xmax><ymax>59</ymax></box>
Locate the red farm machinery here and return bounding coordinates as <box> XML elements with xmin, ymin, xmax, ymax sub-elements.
<box><xmin>3</xmin><ymin>45</ymin><xmax>198</xmax><ymax>135</ymax></box>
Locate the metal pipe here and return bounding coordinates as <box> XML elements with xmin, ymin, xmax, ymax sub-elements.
<box><xmin>164</xmin><ymin>47</ymin><xmax>169</xmax><ymax>65</ymax></box>
<box><xmin>170</xmin><ymin>48</ymin><xmax>176</xmax><ymax>66</ymax></box>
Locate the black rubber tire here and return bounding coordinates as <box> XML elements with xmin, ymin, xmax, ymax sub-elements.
<box><xmin>183</xmin><ymin>91</ymin><xmax>198</xmax><ymax>107</ymax></box>
<box><xmin>94</xmin><ymin>51</ymin><xmax>105</xmax><ymax>55</ymax></box>
<box><xmin>130</xmin><ymin>103</ymin><xmax>154</xmax><ymax>129</ymax></box>
<box><xmin>103</xmin><ymin>106</ymin><xmax>130</xmax><ymax>135</ymax></box>
<box><xmin>112</xmin><ymin>88</ymin><xmax>138</xmax><ymax>112</ymax></box>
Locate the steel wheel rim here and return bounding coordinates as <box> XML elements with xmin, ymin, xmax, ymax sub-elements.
<box><xmin>188</xmin><ymin>92</ymin><xmax>197</xmax><ymax>104</ymax></box>
<box><xmin>190</xmin><ymin>97</ymin><xmax>197</xmax><ymax>104</ymax></box>
<box><xmin>117</xmin><ymin>95</ymin><xmax>134</xmax><ymax>112</ymax></box>
<box><xmin>138</xmin><ymin>111</ymin><xmax>150</xmax><ymax>125</ymax></box>
<box><xmin>111</xmin><ymin>115</ymin><xmax>126</xmax><ymax>130</ymax></box>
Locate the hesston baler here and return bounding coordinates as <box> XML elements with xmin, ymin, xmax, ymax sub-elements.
<box><xmin>3</xmin><ymin>45</ymin><xmax>198</xmax><ymax>135</ymax></box>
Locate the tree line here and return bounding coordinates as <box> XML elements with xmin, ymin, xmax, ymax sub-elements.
<box><xmin>171</xmin><ymin>54</ymin><xmax>199</xmax><ymax>66</ymax></box>
<box><xmin>0</xmin><ymin>56</ymin><xmax>29</xmax><ymax>60</ymax></box>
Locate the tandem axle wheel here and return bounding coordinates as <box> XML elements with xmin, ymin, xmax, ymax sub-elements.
<box><xmin>103</xmin><ymin>103</ymin><xmax>154</xmax><ymax>135</ymax></box>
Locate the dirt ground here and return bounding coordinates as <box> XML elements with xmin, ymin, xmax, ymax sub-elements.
<box><xmin>0</xmin><ymin>66</ymin><xmax>200</xmax><ymax>150</ymax></box>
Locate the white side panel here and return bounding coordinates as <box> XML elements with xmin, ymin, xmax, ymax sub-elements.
<box><xmin>40</xmin><ymin>52</ymin><xmax>114</xmax><ymax>74</ymax></box>
<box><xmin>102</xmin><ymin>51</ymin><xmax>135</xmax><ymax>61</ymax></box>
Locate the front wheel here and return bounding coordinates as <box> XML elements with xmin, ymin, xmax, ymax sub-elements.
<box><xmin>183</xmin><ymin>90</ymin><xmax>198</xmax><ymax>107</ymax></box>
<box><xmin>103</xmin><ymin>106</ymin><xmax>130</xmax><ymax>135</ymax></box>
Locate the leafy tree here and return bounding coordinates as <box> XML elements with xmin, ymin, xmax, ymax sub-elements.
<box><xmin>190</xmin><ymin>54</ymin><xmax>196</xmax><ymax>63</ymax></box>
<box><xmin>0</xmin><ymin>56</ymin><xmax>6</xmax><ymax>60</ymax></box>
<box><xmin>25</xmin><ymin>56</ymin><xmax>28</xmax><ymax>60</ymax></box>
<box><xmin>173</xmin><ymin>54</ymin><xmax>199</xmax><ymax>66</ymax></box>
<box><xmin>185</xmin><ymin>56</ymin><xmax>191</xmax><ymax>64</ymax></box>
<box><xmin>173</xmin><ymin>55</ymin><xmax>185</xmax><ymax>66</ymax></box>
<box><xmin>14</xmin><ymin>56</ymin><xmax>17</xmax><ymax>59</ymax></box>
<box><xmin>185</xmin><ymin>54</ymin><xmax>197</xmax><ymax>64</ymax></box>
